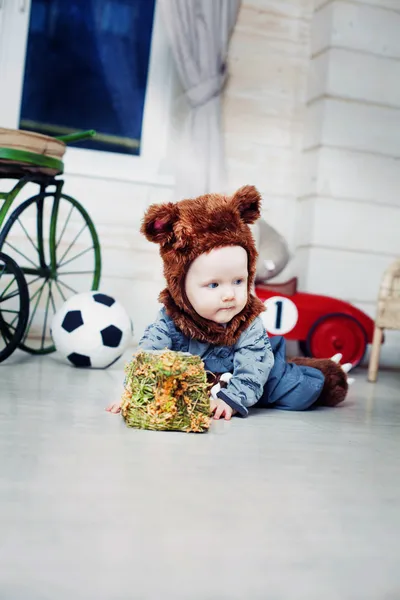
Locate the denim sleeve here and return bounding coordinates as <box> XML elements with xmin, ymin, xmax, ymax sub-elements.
<box><xmin>138</xmin><ymin>309</ymin><xmax>173</xmax><ymax>351</ymax></box>
<box><xmin>216</xmin><ymin>317</ymin><xmax>274</xmax><ymax>417</ymax></box>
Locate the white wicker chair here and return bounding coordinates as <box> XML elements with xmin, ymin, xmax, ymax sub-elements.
<box><xmin>368</xmin><ymin>258</ymin><xmax>400</xmax><ymax>382</ymax></box>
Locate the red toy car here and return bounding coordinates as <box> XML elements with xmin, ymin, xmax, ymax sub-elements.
<box><xmin>255</xmin><ymin>278</ymin><xmax>376</xmax><ymax>366</ymax></box>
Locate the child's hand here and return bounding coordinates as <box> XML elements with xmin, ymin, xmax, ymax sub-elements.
<box><xmin>105</xmin><ymin>401</ymin><xmax>122</xmax><ymax>414</ymax></box>
<box><xmin>210</xmin><ymin>398</ymin><xmax>236</xmax><ymax>420</ymax></box>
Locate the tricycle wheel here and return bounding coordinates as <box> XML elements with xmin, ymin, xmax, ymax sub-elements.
<box><xmin>305</xmin><ymin>313</ymin><xmax>367</xmax><ymax>366</ymax></box>
<box><xmin>0</xmin><ymin>192</ymin><xmax>101</xmax><ymax>354</ymax></box>
<box><xmin>0</xmin><ymin>252</ymin><xmax>29</xmax><ymax>363</ymax></box>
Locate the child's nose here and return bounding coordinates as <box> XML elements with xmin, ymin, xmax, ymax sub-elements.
<box><xmin>222</xmin><ymin>287</ymin><xmax>235</xmax><ymax>301</ymax></box>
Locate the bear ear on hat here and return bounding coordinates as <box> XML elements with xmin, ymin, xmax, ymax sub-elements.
<box><xmin>141</xmin><ymin>202</ymin><xmax>179</xmax><ymax>246</ymax></box>
<box><xmin>231</xmin><ymin>185</ymin><xmax>262</xmax><ymax>224</ymax></box>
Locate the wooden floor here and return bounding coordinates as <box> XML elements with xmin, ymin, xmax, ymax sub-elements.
<box><xmin>1</xmin><ymin>351</ymin><xmax>400</xmax><ymax>600</ymax></box>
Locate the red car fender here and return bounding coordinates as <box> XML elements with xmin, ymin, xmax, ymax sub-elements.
<box><xmin>255</xmin><ymin>278</ymin><xmax>375</xmax><ymax>343</ymax></box>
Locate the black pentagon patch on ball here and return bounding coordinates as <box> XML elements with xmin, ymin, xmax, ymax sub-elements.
<box><xmin>67</xmin><ymin>353</ymin><xmax>91</xmax><ymax>368</ymax></box>
<box><xmin>93</xmin><ymin>293</ymin><xmax>115</xmax><ymax>307</ymax></box>
<box><xmin>62</xmin><ymin>310</ymin><xmax>84</xmax><ymax>333</ymax></box>
<box><xmin>101</xmin><ymin>325</ymin><xmax>123</xmax><ymax>348</ymax></box>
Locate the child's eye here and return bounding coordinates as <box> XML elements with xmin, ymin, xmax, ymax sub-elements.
<box><xmin>207</xmin><ymin>282</ymin><xmax>219</xmax><ymax>289</ymax></box>
<box><xmin>233</xmin><ymin>279</ymin><xmax>243</xmax><ymax>285</ymax></box>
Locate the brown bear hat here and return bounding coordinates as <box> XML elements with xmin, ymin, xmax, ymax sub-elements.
<box><xmin>141</xmin><ymin>185</ymin><xmax>266</xmax><ymax>346</ymax></box>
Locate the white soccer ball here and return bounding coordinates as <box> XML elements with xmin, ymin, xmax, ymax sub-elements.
<box><xmin>51</xmin><ymin>292</ymin><xmax>133</xmax><ymax>368</ymax></box>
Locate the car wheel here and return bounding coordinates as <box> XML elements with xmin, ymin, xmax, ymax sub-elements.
<box><xmin>305</xmin><ymin>313</ymin><xmax>368</xmax><ymax>366</ymax></box>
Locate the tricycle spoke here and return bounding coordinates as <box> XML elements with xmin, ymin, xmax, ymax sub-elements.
<box><xmin>23</xmin><ymin>279</ymin><xmax>47</xmax><ymax>342</ymax></box>
<box><xmin>26</xmin><ymin>276</ymin><xmax>42</xmax><ymax>287</ymax></box>
<box><xmin>17</xmin><ymin>217</ymin><xmax>40</xmax><ymax>259</ymax></box>
<box><xmin>56</xmin><ymin>204</ymin><xmax>74</xmax><ymax>249</ymax></box>
<box><xmin>0</xmin><ymin>277</ymin><xmax>16</xmax><ymax>300</ymax></box>
<box><xmin>8</xmin><ymin>314</ymin><xmax>19</xmax><ymax>330</ymax></box>
<box><xmin>57</xmin><ymin>270</ymin><xmax>94</xmax><ymax>276</ymax></box>
<box><xmin>41</xmin><ymin>283</ymin><xmax>52</xmax><ymax>350</ymax></box>
<box><xmin>57</xmin><ymin>279</ymin><xmax>78</xmax><ymax>295</ymax></box>
<box><xmin>4</xmin><ymin>319</ymin><xmax>16</xmax><ymax>332</ymax></box>
<box><xmin>4</xmin><ymin>240</ymin><xmax>39</xmax><ymax>269</ymax></box>
<box><xmin>0</xmin><ymin>313</ymin><xmax>19</xmax><ymax>336</ymax></box>
<box><xmin>55</xmin><ymin>280</ymin><xmax>67</xmax><ymax>302</ymax></box>
<box><xmin>58</xmin><ymin>246</ymin><xmax>94</xmax><ymax>269</ymax></box>
<box><xmin>1</xmin><ymin>289</ymin><xmax>22</xmax><ymax>302</ymax></box>
<box><xmin>27</xmin><ymin>282</ymin><xmax>44</xmax><ymax>305</ymax></box>
<box><xmin>48</xmin><ymin>282</ymin><xmax>57</xmax><ymax>315</ymax></box>
<box><xmin>27</xmin><ymin>277</ymin><xmax>48</xmax><ymax>307</ymax></box>
<box><xmin>57</xmin><ymin>223</ymin><xmax>88</xmax><ymax>265</ymax></box>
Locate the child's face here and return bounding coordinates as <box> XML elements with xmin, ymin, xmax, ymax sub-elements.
<box><xmin>185</xmin><ymin>246</ymin><xmax>248</xmax><ymax>324</ymax></box>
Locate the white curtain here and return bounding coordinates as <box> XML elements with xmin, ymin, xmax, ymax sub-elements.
<box><xmin>160</xmin><ymin>0</ymin><xmax>241</xmax><ymax>198</ymax></box>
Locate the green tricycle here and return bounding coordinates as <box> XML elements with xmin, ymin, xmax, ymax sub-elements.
<box><xmin>0</xmin><ymin>128</ymin><xmax>101</xmax><ymax>363</ymax></box>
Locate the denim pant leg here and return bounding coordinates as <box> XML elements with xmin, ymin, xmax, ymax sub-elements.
<box><xmin>258</xmin><ymin>336</ymin><xmax>325</xmax><ymax>411</ymax></box>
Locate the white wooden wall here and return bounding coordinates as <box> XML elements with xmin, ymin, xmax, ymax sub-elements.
<box><xmin>296</xmin><ymin>0</ymin><xmax>400</xmax><ymax>366</ymax></box>
<box><xmin>225</xmin><ymin>0</ymin><xmax>314</xmax><ymax>251</ymax></box>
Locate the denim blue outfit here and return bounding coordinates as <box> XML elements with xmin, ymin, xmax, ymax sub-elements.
<box><xmin>139</xmin><ymin>308</ymin><xmax>324</xmax><ymax>417</ymax></box>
